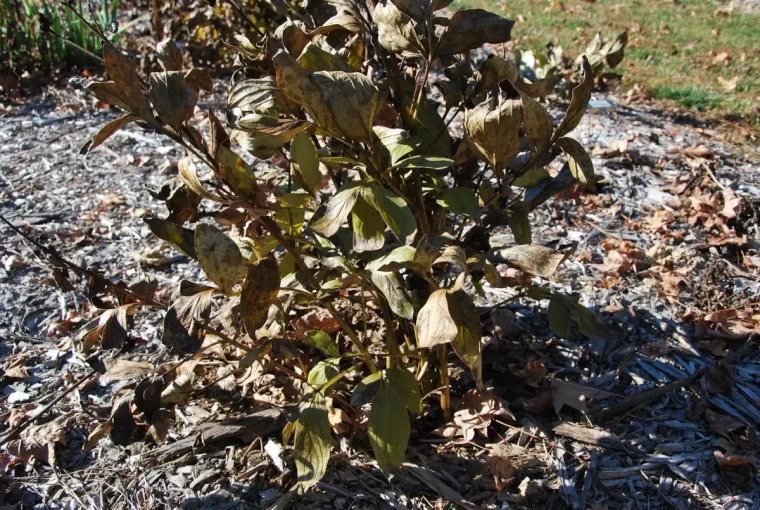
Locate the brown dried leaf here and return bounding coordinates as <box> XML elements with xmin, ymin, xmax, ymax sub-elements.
<box><xmin>465</xmin><ymin>98</ymin><xmax>523</xmax><ymax>175</ymax></box>
<box><xmin>553</xmin><ymin>56</ymin><xmax>593</xmax><ymax>140</ymax></box>
<box><xmin>149</xmin><ymin>71</ymin><xmax>199</xmax><ymax>132</ymax></box>
<box><xmin>241</xmin><ymin>256</ymin><xmax>280</xmax><ymax>336</ymax></box>
<box><xmin>194</xmin><ymin>224</ymin><xmax>246</xmax><ymax>294</ymax></box>
<box><xmin>437</xmin><ymin>9</ymin><xmax>515</xmax><ymax>57</ymax></box>
<box><xmin>103</xmin><ymin>359</ymin><xmax>155</xmax><ymax>381</ymax></box>
<box><xmin>489</xmin><ymin>244</ymin><xmax>568</xmax><ymax>277</ymax></box>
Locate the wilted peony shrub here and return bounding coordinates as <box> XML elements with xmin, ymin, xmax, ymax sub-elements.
<box><xmin>75</xmin><ymin>0</ymin><xmax>611</xmax><ymax>487</ymax></box>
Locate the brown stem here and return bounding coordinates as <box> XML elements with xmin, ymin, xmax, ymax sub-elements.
<box><xmin>438</xmin><ymin>344</ymin><xmax>451</xmax><ymax>421</ymax></box>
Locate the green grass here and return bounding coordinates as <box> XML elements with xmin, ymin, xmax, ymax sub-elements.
<box><xmin>454</xmin><ymin>0</ymin><xmax>760</xmax><ymax>130</ymax></box>
<box><xmin>1</xmin><ymin>0</ymin><xmax>119</xmax><ymax>73</ymax></box>
<box><xmin>651</xmin><ymin>86</ymin><xmax>723</xmax><ymax>111</ymax></box>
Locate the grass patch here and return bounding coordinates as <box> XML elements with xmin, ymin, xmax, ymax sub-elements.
<box><xmin>454</xmin><ymin>0</ymin><xmax>760</xmax><ymax>129</ymax></box>
<box><xmin>651</xmin><ymin>86</ymin><xmax>723</xmax><ymax>111</ymax></box>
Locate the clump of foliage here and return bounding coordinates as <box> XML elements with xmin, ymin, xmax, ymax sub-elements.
<box><xmin>0</xmin><ymin>0</ymin><xmax>118</xmax><ymax>74</ymax></box>
<box><xmin>71</xmin><ymin>0</ymin><xmax>611</xmax><ymax>487</ymax></box>
<box><xmin>519</xmin><ymin>31</ymin><xmax>628</xmax><ymax>95</ymax></box>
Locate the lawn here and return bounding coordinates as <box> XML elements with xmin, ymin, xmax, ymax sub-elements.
<box><xmin>455</xmin><ymin>0</ymin><xmax>760</xmax><ymax>130</ymax></box>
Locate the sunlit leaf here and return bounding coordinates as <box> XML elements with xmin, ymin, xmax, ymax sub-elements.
<box><xmin>363</xmin><ymin>185</ymin><xmax>417</xmax><ymax>240</ymax></box>
<box><xmin>556</xmin><ymin>137</ymin><xmax>596</xmax><ymax>192</ymax></box>
<box><xmin>489</xmin><ymin>244</ymin><xmax>568</xmax><ymax>277</ymax></box>
<box><xmin>194</xmin><ymin>224</ymin><xmax>246</xmax><ymax>294</ymax></box>
<box><xmin>294</xmin><ymin>394</ymin><xmax>331</xmax><ymax>488</ymax></box>
<box><xmin>371</xmin><ymin>270</ymin><xmax>414</xmax><ymax>320</ymax></box>
<box><xmin>144</xmin><ymin>216</ymin><xmax>197</xmax><ymax>259</ymax></box>
<box><xmin>520</xmin><ymin>91</ymin><xmax>553</xmax><ymax>154</ymax></box>
<box><xmin>80</xmin><ymin>114</ymin><xmax>139</xmax><ymax>155</ymax></box>
<box><xmin>553</xmin><ymin>56</ymin><xmax>593</xmax><ymax>140</ymax></box>
<box><xmin>306</xmin><ymin>331</ymin><xmax>340</xmax><ymax>358</ymax></box>
<box><xmin>311</xmin><ymin>184</ymin><xmax>364</xmax><ymax>237</ymax></box>
<box><xmin>465</xmin><ymin>98</ymin><xmax>522</xmax><ymax>175</ymax></box>
<box><xmin>352</xmin><ymin>196</ymin><xmax>386</xmax><ymax>252</ymax></box>
<box><xmin>416</xmin><ymin>289</ymin><xmax>457</xmax><ymax>348</ymax></box>
<box><xmin>241</xmin><ymin>256</ymin><xmax>280</xmax><ymax>336</ymax></box>
<box><xmin>393</xmin><ymin>155</ymin><xmax>453</xmax><ymax>170</ymax></box>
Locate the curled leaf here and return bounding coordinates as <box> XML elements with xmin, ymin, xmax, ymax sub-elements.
<box><xmin>465</xmin><ymin>98</ymin><xmax>523</xmax><ymax>175</ymax></box>
<box><xmin>553</xmin><ymin>56</ymin><xmax>593</xmax><ymax>140</ymax></box>
<box><xmin>556</xmin><ymin>137</ymin><xmax>596</xmax><ymax>191</ymax></box>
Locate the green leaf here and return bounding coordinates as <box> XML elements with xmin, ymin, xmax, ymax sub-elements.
<box><xmin>351</xmin><ymin>196</ymin><xmax>386</xmax><ymax>252</ymax></box>
<box><xmin>311</xmin><ymin>184</ymin><xmax>364</xmax><ymax>237</ymax></box>
<box><xmin>305</xmin><ymin>331</ymin><xmax>340</xmax><ymax>358</ymax></box>
<box><xmin>365</xmin><ymin>246</ymin><xmax>416</xmax><ymax>272</ymax></box>
<box><xmin>363</xmin><ymin>185</ymin><xmax>417</xmax><ymax>239</ymax></box>
<box><xmin>556</xmin><ymin>137</ymin><xmax>596</xmax><ymax>192</ymax></box>
<box><xmin>367</xmin><ymin>381</ymin><xmax>410</xmax><ymax>471</ymax></box>
<box><xmin>512</xmin><ymin>167</ymin><xmax>551</xmax><ymax>188</ymax></box>
<box><xmin>194</xmin><ymin>224</ymin><xmax>247</xmax><ymax>294</ymax></box>
<box><xmin>298</xmin><ymin>42</ymin><xmax>351</xmax><ymax>73</ymax></box>
<box><xmin>215</xmin><ymin>145</ymin><xmax>261</xmax><ymax>204</ymax></box>
<box><xmin>143</xmin><ymin>216</ymin><xmax>197</xmax><ymax>259</ymax></box>
<box><xmin>436</xmin><ymin>188</ymin><xmax>479</xmax><ymax>219</ymax></box>
<box><xmin>506</xmin><ymin>208</ymin><xmax>532</xmax><ymax>245</ymax></box>
<box><xmin>351</xmin><ymin>372</ymin><xmax>383</xmax><ymax>406</ymax></box>
<box><xmin>386</xmin><ymin>367</ymin><xmax>422</xmax><ymax>413</ymax></box>
<box><xmin>308</xmin><ymin>358</ymin><xmax>341</xmax><ymax>388</ymax></box>
<box><xmin>290</xmin><ymin>132</ymin><xmax>322</xmax><ymax>194</ymax></box>
<box><xmin>371</xmin><ymin>270</ymin><xmax>414</xmax><ymax>320</ymax></box>
<box><xmin>393</xmin><ymin>155</ymin><xmax>453</xmax><ymax>170</ymax></box>
<box><xmin>372</xmin><ymin>126</ymin><xmax>421</xmax><ymax>167</ymax></box>
<box><xmin>294</xmin><ymin>394</ymin><xmax>331</xmax><ymax>488</ymax></box>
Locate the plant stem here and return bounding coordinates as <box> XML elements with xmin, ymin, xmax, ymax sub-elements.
<box><xmin>259</xmin><ymin>216</ymin><xmax>378</xmax><ymax>373</ymax></box>
<box><xmin>438</xmin><ymin>344</ymin><xmax>451</xmax><ymax>421</ymax></box>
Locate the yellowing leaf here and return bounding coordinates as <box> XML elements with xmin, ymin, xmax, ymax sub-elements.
<box><xmin>372</xmin><ymin>0</ymin><xmax>423</xmax><ymax>55</ymax></box>
<box><xmin>520</xmin><ymin>91</ymin><xmax>553</xmax><ymax>154</ymax></box>
<box><xmin>240</xmin><ymin>256</ymin><xmax>280</xmax><ymax>336</ymax></box>
<box><xmin>416</xmin><ymin>289</ymin><xmax>458</xmax><ymax>348</ymax></box>
<box><xmin>306</xmin><ymin>331</ymin><xmax>340</xmax><ymax>358</ymax></box>
<box><xmin>290</xmin><ymin>132</ymin><xmax>321</xmax><ymax>195</ymax></box>
<box><xmin>352</xmin><ymin>196</ymin><xmax>386</xmax><ymax>252</ymax></box>
<box><xmin>294</xmin><ymin>394</ymin><xmax>331</xmax><ymax>488</ymax></box>
<box><xmin>556</xmin><ymin>137</ymin><xmax>596</xmax><ymax>191</ymax></box>
<box><xmin>298</xmin><ymin>43</ymin><xmax>351</xmax><ymax>73</ymax></box>
<box><xmin>448</xmin><ymin>289</ymin><xmax>483</xmax><ymax>388</ymax></box>
<box><xmin>80</xmin><ymin>114</ymin><xmax>139</xmax><ymax>155</ymax></box>
<box><xmin>215</xmin><ymin>145</ymin><xmax>261</xmax><ymax>204</ymax></box>
<box><xmin>178</xmin><ymin>157</ymin><xmax>223</xmax><ymax>202</ymax></box>
<box><xmin>368</xmin><ymin>381</ymin><xmax>410</xmax><ymax>471</ymax></box>
<box><xmin>490</xmin><ymin>244</ymin><xmax>568</xmax><ymax>277</ymax></box>
<box><xmin>310</xmin><ymin>71</ymin><xmax>384</xmax><ymax>144</ymax></box>
<box><xmin>553</xmin><ymin>56</ymin><xmax>593</xmax><ymax>140</ymax></box>
<box><xmin>312</xmin><ymin>10</ymin><xmax>364</xmax><ymax>34</ymax></box>
<box><xmin>465</xmin><ymin>98</ymin><xmax>523</xmax><ymax>175</ymax></box>
<box><xmin>194</xmin><ymin>224</ymin><xmax>246</xmax><ymax>294</ymax></box>
<box><xmin>144</xmin><ymin>216</ymin><xmax>197</xmax><ymax>259</ymax></box>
